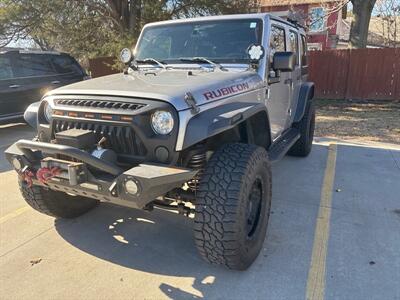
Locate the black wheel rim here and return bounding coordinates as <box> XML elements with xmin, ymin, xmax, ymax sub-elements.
<box><xmin>246</xmin><ymin>178</ymin><xmax>263</xmax><ymax>238</ymax></box>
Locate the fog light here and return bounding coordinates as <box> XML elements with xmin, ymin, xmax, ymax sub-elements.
<box><xmin>12</xmin><ymin>157</ymin><xmax>22</xmax><ymax>170</ymax></box>
<box><xmin>155</xmin><ymin>146</ymin><xmax>169</xmax><ymax>163</ymax></box>
<box><xmin>125</xmin><ymin>179</ymin><xmax>138</xmax><ymax>195</ymax></box>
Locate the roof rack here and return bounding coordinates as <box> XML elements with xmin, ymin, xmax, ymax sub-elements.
<box><xmin>270</xmin><ymin>10</ymin><xmax>306</xmax><ymax>29</ymax></box>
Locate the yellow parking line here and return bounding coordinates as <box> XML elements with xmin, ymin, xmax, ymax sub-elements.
<box><xmin>306</xmin><ymin>143</ymin><xmax>337</xmax><ymax>300</ymax></box>
<box><xmin>0</xmin><ymin>206</ymin><xmax>31</xmax><ymax>224</ymax></box>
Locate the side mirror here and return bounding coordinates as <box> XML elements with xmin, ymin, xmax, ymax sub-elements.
<box><xmin>273</xmin><ymin>52</ymin><xmax>295</xmax><ymax>72</ymax></box>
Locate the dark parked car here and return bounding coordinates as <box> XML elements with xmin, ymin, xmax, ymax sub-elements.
<box><xmin>0</xmin><ymin>50</ymin><xmax>87</xmax><ymax>123</ymax></box>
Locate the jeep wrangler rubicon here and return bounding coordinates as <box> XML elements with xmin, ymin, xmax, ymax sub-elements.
<box><xmin>6</xmin><ymin>13</ymin><xmax>315</xmax><ymax>270</ymax></box>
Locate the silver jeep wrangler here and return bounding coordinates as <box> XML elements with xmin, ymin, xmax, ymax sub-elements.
<box><xmin>6</xmin><ymin>13</ymin><xmax>315</xmax><ymax>270</ymax></box>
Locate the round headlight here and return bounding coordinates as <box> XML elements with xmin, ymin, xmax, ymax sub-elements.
<box><xmin>120</xmin><ymin>48</ymin><xmax>133</xmax><ymax>64</ymax></box>
<box><xmin>151</xmin><ymin>111</ymin><xmax>174</xmax><ymax>135</ymax></box>
<box><xmin>44</xmin><ymin>102</ymin><xmax>53</xmax><ymax>122</ymax></box>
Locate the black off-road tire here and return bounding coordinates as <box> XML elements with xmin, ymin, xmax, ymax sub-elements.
<box><xmin>19</xmin><ymin>179</ymin><xmax>98</xmax><ymax>218</ymax></box>
<box><xmin>194</xmin><ymin>143</ymin><xmax>272</xmax><ymax>270</ymax></box>
<box><xmin>288</xmin><ymin>101</ymin><xmax>316</xmax><ymax>157</ymax></box>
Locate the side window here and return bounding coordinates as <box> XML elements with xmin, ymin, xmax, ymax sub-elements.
<box><xmin>51</xmin><ymin>55</ymin><xmax>83</xmax><ymax>75</ymax></box>
<box><xmin>288</xmin><ymin>30</ymin><xmax>299</xmax><ymax>65</ymax></box>
<box><xmin>13</xmin><ymin>54</ymin><xmax>56</xmax><ymax>78</ymax></box>
<box><xmin>269</xmin><ymin>25</ymin><xmax>286</xmax><ymax>66</ymax></box>
<box><xmin>300</xmin><ymin>35</ymin><xmax>308</xmax><ymax>66</ymax></box>
<box><xmin>0</xmin><ymin>56</ymin><xmax>14</xmax><ymax>80</ymax></box>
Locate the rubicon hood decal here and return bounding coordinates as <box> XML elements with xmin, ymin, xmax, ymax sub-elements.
<box><xmin>203</xmin><ymin>82</ymin><xmax>250</xmax><ymax>101</ymax></box>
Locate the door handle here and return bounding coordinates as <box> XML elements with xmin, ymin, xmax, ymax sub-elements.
<box><xmin>51</xmin><ymin>80</ymin><xmax>61</xmax><ymax>84</ymax></box>
<box><xmin>9</xmin><ymin>84</ymin><xmax>21</xmax><ymax>89</ymax></box>
<box><xmin>284</xmin><ymin>79</ymin><xmax>292</xmax><ymax>85</ymax></box>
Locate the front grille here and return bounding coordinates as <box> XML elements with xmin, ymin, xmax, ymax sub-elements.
<box><xmin>53</xmin><ymin>120</ymin><xmax>147</xmax><ymax>157</ymax></box>
<box><xmin>55</xmin><ymin>99</ymin><xmax>146</xmax><ymax>111</ymax></box>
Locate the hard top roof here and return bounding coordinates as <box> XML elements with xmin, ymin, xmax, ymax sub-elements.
<box><xmin>144</xmin><ymin>13</ymin><xmax>303</xmax><ymax>31</ymax></box>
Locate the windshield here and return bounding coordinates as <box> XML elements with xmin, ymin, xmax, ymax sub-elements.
<box><xmin>135</xmin><ymin>19</ymin><xmax>263</xmax><ymax>64</ymax></box>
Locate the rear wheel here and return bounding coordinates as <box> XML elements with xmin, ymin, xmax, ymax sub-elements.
<box><xmin>19</xmin><ymin>179</ymin><xmax>98</xmax><ymax>218</ymax></box>
<box><xmin>288</xmin><ymin>101</ymin><xmax>316</xmax><ymax>157</ymax></box>
<box><xmin>194</xmin><ymin>143</ymin><xmax>272</xmax><ymax>270</ymax></box>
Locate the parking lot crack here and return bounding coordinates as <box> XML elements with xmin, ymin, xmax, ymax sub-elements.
<box><xmin>0</xmin><ymin>226</ymin><xmax>53</xmax><ymax>258</ymax></box>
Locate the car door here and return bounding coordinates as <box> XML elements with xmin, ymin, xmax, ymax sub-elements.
<box><xmin>287</xmin><ymin>29</ymin><xmax>301</xmax><ymax>126</ymax></box>
<box><xmin>266</xmin><ymin>23</ymin><xmax>291</xmax><ymax>141</ymax></box>
<box><xmin>0</xmin><ymin>54</ymin><xmax>24</xmax><ymax>119</ymax></box>
<box><xmin>11</xmin><ymin>53</ymin><xmax>60</xmax><ymax>114</ymax></box>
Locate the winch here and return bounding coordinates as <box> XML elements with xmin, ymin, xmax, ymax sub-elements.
<box><xmin>55</xmin><ymin>129</ymin><xmax>118</xmax><ymax>165</ymax></box>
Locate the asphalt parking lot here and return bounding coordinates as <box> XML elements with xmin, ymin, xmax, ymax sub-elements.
<box><xmin>1</xmin><ymin>124</ymin><xmax>399</xmax><ymax>300</ymax></box>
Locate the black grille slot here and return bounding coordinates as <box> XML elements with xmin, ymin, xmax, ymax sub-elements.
<box><xmin>55</xmin><ymin>99</ymin><xmax>145</xmax><ymax>111</ymax></box>
<box><xmin>53</xmin><ymin>120</ymin><xmax>147</xmax><ymax>157</ymax></box>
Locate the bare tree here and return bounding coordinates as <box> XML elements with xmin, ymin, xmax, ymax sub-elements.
<box><xmin>375</xmin><ymin>0</ymin><xmax>400</xmax><ymax>47</ymax></box>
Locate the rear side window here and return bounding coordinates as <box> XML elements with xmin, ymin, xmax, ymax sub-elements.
<box><xmin>300</xmin><ymin>35</ymin><xmax>308</xmax><ymax>66</ymax></box>
<box><xmin>13</xmin><ymin>54</ymin><xmax>56</xmax><ymax>77</ymax></box>
<box><xmin>269</xmin><ymin>25</ymin><xmax>286</xmax><ymax>66</ymax></box>
<box><xmin>51</xmin><ymin>55</ymin><xmax>83</xmax><ymax>75</ymax></box>
<box><xmin>288</xmin><ymin>30</ymin><xmax>299</xmax><ymax>65</ymax></box>
<box><xmin>0</xmin><ymin>56</ymin><xmax>14</xmax><ymax>80</ymax></box>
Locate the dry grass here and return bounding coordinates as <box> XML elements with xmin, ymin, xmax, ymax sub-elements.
<box><xmin>315</xmin><ymin>99</ymin><xmax>400</xmax><ymax>145</ymax></box>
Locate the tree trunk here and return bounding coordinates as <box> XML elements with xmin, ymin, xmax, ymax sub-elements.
<box><xmin>349</xmin><ymin>0</ymin><xmax>376</xmax><ymax>48</ymax></box>
<box><xmin>129</xmin><ymin>0</ymin><xmax>142</xmax><ymax>37</ymax></box>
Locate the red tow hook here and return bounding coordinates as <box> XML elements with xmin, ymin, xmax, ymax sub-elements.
<box><xmin>18</xmin><ymin>168</ymin><xmax>35</xmax><ymax>188</ymax></box>
<box><xmin>36</xmin><ymin>167</ymin><xmax>61</xmax><ymax>185</ymax></box>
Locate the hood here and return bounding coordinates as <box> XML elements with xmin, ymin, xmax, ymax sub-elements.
<box><xmin>48</xmin><ymin>68</ymin><xmax>264</xmax><ymax>111</ymax></box>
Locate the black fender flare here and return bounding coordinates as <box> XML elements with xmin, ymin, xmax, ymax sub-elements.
<box><xmin>293</xmin><ymin>82</ymin><xmax>314</xmax><ymax>123</ymax></box>
<box><xmin>24</xmin><ymin>102</ymin><xmax>40</xmax><ymax>129</ymax></box>
<box><xmin>181</xmin><ymin>102</ymin><xmax>272</xmax><ymax>150</ymax></box>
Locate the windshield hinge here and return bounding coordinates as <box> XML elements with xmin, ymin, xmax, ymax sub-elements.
<box><xmin>184</xmin><ymin>92</ymin><xmax>200</xmax><ymax>115</ymax></box>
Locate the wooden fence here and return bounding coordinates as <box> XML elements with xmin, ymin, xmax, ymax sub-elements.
<box><xmin>88</xmin><ymin>56</ymin><xmax>118</xmax><ymax>78</ymax></box>
<box><xmin>89</xmin><ymin>48</ymin><xmax>400</xmax><ymax>101</ymax></box>
<box><xmin>308</xmin><ymin>48</ymin><xmax>400</xmax><ymax>100</ymax></box>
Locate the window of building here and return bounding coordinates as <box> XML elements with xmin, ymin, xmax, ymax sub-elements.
<box><xmin>288</xmin><ymin>30</ymin><xmax>299</xmax><ymax>65</ymax></box>
<box><xmin>269</xmin><ymin>25</ymin><xmax>286</xmax><ymax>66</ymax></box>
<box><xmin>309</xmin><ymin>7</ymin><xmax>326</xmax><ymax>32</ymax></box>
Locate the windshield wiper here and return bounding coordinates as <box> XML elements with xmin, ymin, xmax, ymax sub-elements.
<box><xmin>135</xmin><ymin>58</ymin><xmax>168</xmax><ymax>69</ymax></box>
<box><xmin>179</xmin><ymin>57</ymin><xmax>227</xmax><ymax>71</ymax></box>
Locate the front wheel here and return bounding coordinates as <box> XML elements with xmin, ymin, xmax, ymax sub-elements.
<box><xmin>19</xmin><ymin>179</ymin><xmax>98</xmax><ymax>218</ymax></box>
<box><xmin>194</xmin><ymin>143</ymin><xmax>272</xmax><ymax>270</ymax></box>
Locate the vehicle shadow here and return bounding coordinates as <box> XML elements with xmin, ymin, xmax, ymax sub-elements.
<box><xmin>53</xmin><ymin>144</ymin><xmax>333</xmax><ymax>299</ymax></box>
<box><xmin>54</xmin><ymin>204</ymin><xmax>248</xmax><ymax>299</ymax></box>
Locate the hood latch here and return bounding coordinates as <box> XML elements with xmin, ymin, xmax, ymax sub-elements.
<box><xmin>184</xmin><ymin>92</ymin><xmax>200</xmax><ymax>115</ymax></box>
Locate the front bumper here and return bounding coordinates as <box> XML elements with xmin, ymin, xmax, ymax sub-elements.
<box><xmin>5</xmin><ymin>140</ymin><xmax>197</xmax><ymax>209</ymax></box>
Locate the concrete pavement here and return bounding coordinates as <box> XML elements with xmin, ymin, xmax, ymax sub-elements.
<box><xmin>0</xmin><ymin>124</ymin><xmax>399</xmax><ymax>300</ymax></box>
